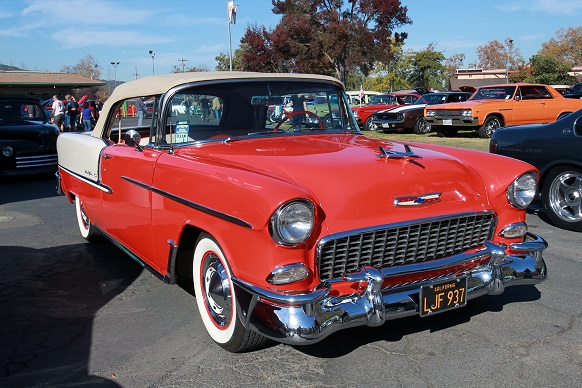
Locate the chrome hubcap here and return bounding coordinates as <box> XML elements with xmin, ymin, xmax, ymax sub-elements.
<box><xmin>202</xmin><ymin>253</ymin><xmax>232</xmax><ymax>327</ymax></box>
<box><xmin>549</xmin><ymin>172</ymin><xmax>582</xmax><ymax>222</ymax></box>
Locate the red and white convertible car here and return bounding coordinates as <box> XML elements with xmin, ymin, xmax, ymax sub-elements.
<box><xmin>57</xmin><ymin>72</ymin><xmax>547</xmax><ymax>352</ymax></box>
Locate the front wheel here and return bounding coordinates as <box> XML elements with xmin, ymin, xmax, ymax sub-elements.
<box><xmin>478</xmin><ymin>116</ymin><xmax>503</xmax><ymax>138</ymax></box>
<box><xmin>364</xmin><ymin>117</ymin><xmax>377</xmax><ymax>131</ymax></box>
<box><xmin>192</xmin><ymin>234</ymin><xmax>269</xmax><ymax>352</ymax></box>
<box><xmin>541</xmin><ymin>166</ymin><xmax>582</xmax><ymax>231</ymax></box>
<box><xmin>413</xmin><ymin>118</ymin><xmax>431</xmax><ymax>134</ymax></box>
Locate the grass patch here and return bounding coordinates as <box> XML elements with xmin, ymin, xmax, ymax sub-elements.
<box><xmin>363</xmin><ymin>129</ymin><xmax>490</xmax><ymax>152</ymax></box>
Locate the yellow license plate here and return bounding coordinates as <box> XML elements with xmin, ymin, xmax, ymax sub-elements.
<box><xmin>420</xmin><ymin>277</ymin><xmax>467</xmax><ymax>317</ymax></box>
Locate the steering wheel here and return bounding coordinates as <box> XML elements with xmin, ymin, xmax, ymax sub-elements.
<box><xmin>273</xmin><ymin>110</ymin><xmax>323</xmax><ymax>131</ymax></box>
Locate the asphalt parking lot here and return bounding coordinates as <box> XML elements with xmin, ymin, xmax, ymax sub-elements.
<box><xmin>1</xmin><ymin>174</ymin><xmax>581</xmax><ymax>387</ymax></box>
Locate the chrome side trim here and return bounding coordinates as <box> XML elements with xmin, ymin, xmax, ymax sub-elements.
<box><xmin>121</xmin><ymin>176</ymin><xmax>253</xmax><ymax>229</ymax></box>
<box><xmin>58</xmin><ymin>165</ymin><xmax>112</xmax><ymax>194</ymax></box>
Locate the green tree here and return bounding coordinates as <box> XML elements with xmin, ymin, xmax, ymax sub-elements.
<box><xmin>522</xmin><ymin>55</ymin><xmax>576</xmax><ymax>85</ymax></box>
<box><xmin>240</xmin><ymin>0</ymin><xmax>411</xmax><ymax>85</ymax></box>
<box><xmin>405</xmin><ymin>43</ymin><xmax>446</xmax><ymax>90</ymax></box>
<box><xmin>364</xmin><ymin>44</ymin><xmax>410</xmax><ymax>92</ymax></box>
<box><xmin>215</xmin><ymin>45</ymin><xmax>247</xmax><ymax>71</ymax></box>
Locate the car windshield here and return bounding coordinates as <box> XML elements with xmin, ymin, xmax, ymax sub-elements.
<box><xmin>367</xmin><ymin>95</ymin><xmax>397</xmax><ymax>105</ymax></box>
<box><xmin>416</xmin><ymin>94</ymin><xmax>448</xmax><ymax>105</ymax></box>
<box><xmin>0</xmin><ymin>100</ymin><xmax>47</xmax><ymax>122</ymax></box>
<box><xmin>156</xmin><ymin>80</ymin><xmax>358</xmax><ymax>145</ymax></box>
<box><xmin>470</xmin><ymin>86</ymin><xmax>516</xmax><ymax>100</ymax></box>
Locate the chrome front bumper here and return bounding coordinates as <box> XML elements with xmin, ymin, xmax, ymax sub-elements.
<box><xmin>233</xmin><ymin>233</ymin><xmax>547</xmax><ymax>345</ymax></box>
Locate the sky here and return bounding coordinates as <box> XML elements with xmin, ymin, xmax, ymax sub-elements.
<box><xmin>0</xmin><ymin>0</ymin><xmax>581</xmax><ymax>83</ymax></box>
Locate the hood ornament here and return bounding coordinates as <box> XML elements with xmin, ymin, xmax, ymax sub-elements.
<box><xmin>377</xmin><ymin>144</ymin><xmax>422</xmax><ymax>160</ymax></box>
<box><xmin>394</xmin><ymin>192</ymin><xmax>442</xmax><ymax>206</ymax></box>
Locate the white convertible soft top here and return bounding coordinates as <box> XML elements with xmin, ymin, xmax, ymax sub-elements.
<box><xmin>92</xmin><ymin>71</ymin><xmax>342</xmax><ymax>136</ymax></box>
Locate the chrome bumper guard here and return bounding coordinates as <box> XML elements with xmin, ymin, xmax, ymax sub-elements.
<box><xmin>233</xmin><ymin>233</ymin><xmax>547</xmax><ymax>345</ymax></box>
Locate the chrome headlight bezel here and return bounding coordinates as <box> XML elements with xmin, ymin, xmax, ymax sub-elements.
<box><xmin>461</xmin><ymin>109</ymin><xmax>473</xmax><ymax>118</ymax></box>
<box><xmin>425</xmin><ymin>110</ymin><xmax>436</xmax><ymax>117</ymax></box>
<box><xmin>1</xmin><ymin>145</ymin><xmax>14</xmax><ymax>157</ymax></box>
<box><xmin>507</xmin><ymin>171</ymin><xmax>538</xmax><ymax>209</ymax></box>
<box><xmin>270</xmin><ymin>199</ymin><xmax>315</xmax><ymax>246</ymax></box>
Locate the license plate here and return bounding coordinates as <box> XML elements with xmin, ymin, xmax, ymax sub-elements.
<box><xmin>443</xmin><ymin>119</ymin><xmax>453</xmax><ymax>125</ymax></box>
<box><xmin>382</xmin><ymin>123</ymin><xmax>390</xmax><ymax>128</ymax></box>
<box><xmin>420</xmin><ymin>277</ymin><xmax>467</xmax><ymax>317</ymax></box>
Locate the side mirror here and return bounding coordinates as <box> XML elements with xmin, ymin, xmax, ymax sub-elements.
<box><xmin>124</xmin><ymin>129</ymin><xmax>143</xmax><ymax>151</ymax></box>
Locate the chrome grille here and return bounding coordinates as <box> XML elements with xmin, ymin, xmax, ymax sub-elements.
<box><xmin>317</xmin><ymin>213</ymin><xmax>495</xmax><ymax>281</ymax></box>
<box><xmin>431</xmin><ymin>109</ymin><xmax>464</xmax><ymax>118</ymax></box>
<box><xmin>376</xmin><ymin>112</ymin><xmax>403</xmax><ymax>121</ymax></box>
<box><xmin>15</xmin><ymin>154</ymin><xmax>58</xmax><ymax>169</ymax></box>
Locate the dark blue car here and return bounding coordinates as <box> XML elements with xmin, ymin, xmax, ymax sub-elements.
<box><xmin>490</xmin><ymin>108</ymin><xmax>582</xmax><ymax>231</ymax></box>
<box><xmin>0</xmin><ymin>96</ymin><xmax>60</xmax><ymax>176</ymax></box>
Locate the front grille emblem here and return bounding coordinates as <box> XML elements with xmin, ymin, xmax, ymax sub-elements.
<box><xmin>394</xmin><ymin>192</ymin><xmax>441</xmax><ymax>206</ymax></box>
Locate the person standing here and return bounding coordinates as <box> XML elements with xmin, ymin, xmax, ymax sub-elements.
<box><xmin>51</xmin><ymin>95</ymin><xmax>65</xmax><ymax>132</ymax></box>
<box><xmin>65</xmin><ymin>95</ymin><xmax>79</xmax><ymax>131</ymax></box>
<box><xmin>199</xmin><ymin>96</ymin><xmax>210</xmax><ymax>122</ymax></box>
<box><xmin>135</xmin><ymin>97</ymin><xmax>146</xmax><ymax>126</ymax></box>
<box><xmin>212</xmin><ymin>96</ymin><xmax>223</xmax><ymax>120</ymax></box>
<box><xmin>79</xmin><ymin>102</ymin><xmax>94</xmax><ymax>132</ymax></box>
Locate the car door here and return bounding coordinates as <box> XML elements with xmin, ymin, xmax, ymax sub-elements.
<box><xmin>99</xmin><ymin>144</ymin><xmax>162</xmax><ymax>268</ymax></box>
<box><xmin>513</xmin><ymin>86</ymin><xmax>550</xmax><ymax>124</ymax></box>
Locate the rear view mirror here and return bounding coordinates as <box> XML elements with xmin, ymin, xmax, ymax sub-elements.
<box><xmin>251</xmin><ymin>96</ymin><xmax>284</xmax><ymax>105</ymax></box>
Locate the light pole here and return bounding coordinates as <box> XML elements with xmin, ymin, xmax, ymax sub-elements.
<box><xmin>149</xmin><ymin>50</ymin><xmax>156</xmax><ymax>75</ymax></box>
<box><xmin>506</xmin><ymin>39</ymin><xmax>513</xmax><ymax>83</ymax></box>
<box><xmin>110</xmin><ymin>62</ymin><xmax>119</xmax><ymax>89</ymax></box>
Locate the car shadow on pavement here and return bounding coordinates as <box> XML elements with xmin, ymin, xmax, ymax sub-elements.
<box><xmin>0</xmin><ymin>173</ymin><xmax>58</xmax><ymax>205</ymax></box>
<box><xmin>294</xmin><ymin>285</ymin><xmax>541</xmax><ymax>358</ymax></box>
<box><xmin>0</xmin><ymin>241</ymin><xmax>143</xmax><ymax>386</ymax></box>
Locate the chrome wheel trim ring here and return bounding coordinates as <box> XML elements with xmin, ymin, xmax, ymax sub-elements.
<box><xmin>202</xmin><ymin>253</ymin><xmax>232</xmax><ymax>328</ymax></box>
<box><xmin>549</xmin><ymin>171</ymin><xmax>582</xmax><ymax>223</ymax></box>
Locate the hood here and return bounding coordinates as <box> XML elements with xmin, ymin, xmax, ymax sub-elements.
<box><xmin>176</xmin><ymin>134</ymin><xmax>492</xmax><ymax>233</ymax></box>
<box><xmin>378</xmin><ymin>104</ymin><xmax>426</xmax><ymax>114</ymax></box>
<box><xmin>0</xmin><ymin>120</ymin><xmax>59</xmax><ymax>146</ymax></box>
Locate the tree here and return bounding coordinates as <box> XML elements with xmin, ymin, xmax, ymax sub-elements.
<box><xmin>405</xmin><ymin>43</ymin><xmax>446</xmax><ymax>90</ymax></box>
<box><xmin>476</xmin><ymin>38</ymin><xmax>524</xmax><ymax>70</ymax></box>
<box><xmin>521</xmin><ymin>55</ymin><xmax>576</xmax><ymax>85</ymax></box>
<box><xmin>61</xmin><ymin>53</ymin><xmax>102</xmax><ymax>80</ymax></box>
<box><xmin>60</xmin><ymin>53</ymin><xmax>107</xmax><ymax>100</ymax></box>
<box><xmin>240</xmin><ymin>0</ymin><xmax>411</xmax><ymax>85</ymax></box>
<box><xmin>171</xmin><ymin>64</ymin><xmax>209</xmax><ymax>73</ymax></box>
<box><xmin>444</xmin><ymin>53</ymin><xmax>465</xmax><ymax>86</ymax></box>
<box><xmin>215</xmin><ymin>45</ymin><xmax>247</xmax><ymax>71</ymax></box>
<box><xmin>538</xmin><ymin>26</ymin><xmax>582</xmax><ymax>66</ymax></box>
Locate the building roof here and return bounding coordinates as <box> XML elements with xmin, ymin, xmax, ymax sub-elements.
<box><xmin>0</xmin><ymin>71</ymin><xmax>105</xmax><ymax>87</ymax></box>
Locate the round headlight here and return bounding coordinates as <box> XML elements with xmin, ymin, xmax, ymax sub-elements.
<box><xmin>507</xmin><ymin>172</ymin><xmax>538</xmax><ymax>209</ymax></box>
<box><xmin>425</xmin><ymin>110</ymin><xmax>435</xmax><ymax>117</ymax></box>
<box><xmin>461</xmin><ymin>110</ymin><xmax>472</xmax><ymax>118</ymax></box>
<box><xmin>271</xmin><ymin>200</ymin><xmax>315</xmax><ymax>246</ymax></box>
<box><xmin>2</xmin><ymin>146</ymin><xmax>14</xmax><ymax>157</ymax></box>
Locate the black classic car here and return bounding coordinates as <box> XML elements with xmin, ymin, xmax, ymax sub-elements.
<box><xmin>370</xmin><ymin>92</ymin><xmax>472</xmax><ymax>134</ymax></box>
<box><xmin>0</xmin><ymin>96</ymin><xmax>59</xmax><ymax>176</ymax></box>
<box><xmin>490</xmin><ymin>108</ymin><xmax>582</xmax><ymax>231</ymax></box>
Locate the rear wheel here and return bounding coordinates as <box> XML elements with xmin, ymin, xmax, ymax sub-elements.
<box><xmin>75</xmin><ymin>196</ymin><xmax>99</xmax><ymax>241</ymax></box>
<box><xmin>478</xmin><ymin>116</ymin><xmax>503</xmax><ymax>138</ymax></box>
<box><xmin>541</xmin><ymin>166</ymin><xmax>582</xmax><ymax>231</ymax></box>
<box><xmin>192</xmin><ymin>234</ymin><xmax>269</xmax><ymax>352</ymax></box>
<box><xmin>413</xmin><ymin>118</ymin><xmax>431</xmax><ymax>134</ymax></box>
